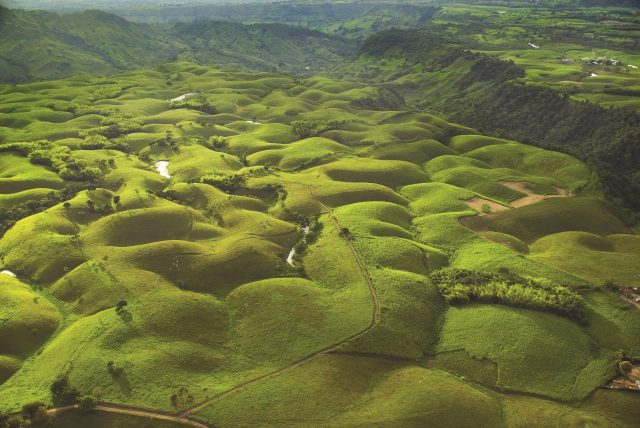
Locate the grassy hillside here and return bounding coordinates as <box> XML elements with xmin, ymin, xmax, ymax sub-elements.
<box><xmin>337</xmin><ymin>3</ymin><xmax>640</xmax><ymax>217</ymax></box>
<box><xmin>0</xmin><ymin>6</ymin><xmax>355</xmax><ymax>82</ymax></box>
<box><xmin>104</xmin><ymin>1</ymin><xmax>440</xmax><ymax>39</ymax></box>
<box><xmin>0</xmin><ymin>62</ymin><xmax>638</xmax><ymax>426</ymax></box>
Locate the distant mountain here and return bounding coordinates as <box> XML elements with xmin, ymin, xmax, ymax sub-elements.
<box><xmin>0</xmin><ymin>6</ymin><xmax>355</xmax><ymax>82</ymax></box>
<box><xmin>110</xmin><ymin>1</ymin><xmax>440</xmax><ymax>39</ymax></box>
<box><xmin>171</xmin><ymin>21</ymin><xmax>354</xmax><ymax>73</ymax></box>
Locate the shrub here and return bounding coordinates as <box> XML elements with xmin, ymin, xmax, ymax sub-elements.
<box><xmin>115</xmin><ymin>300</ymin><xmax>127</xmax><ymax>313</ymax></box>
<box><xmin>0</xmin><ymin>184</ymin><xmax>88</xmax><ymax>235</ymax></box>
<box><xmin>31</xmin><ymin>406</ymin><xmax>50</xmax><ymax>426</ymax></box>
<box><xmin>79</xmin><ymin>134</ymin><xmax>128</xmax><ymax>152</ymax></box>
<box><xmin>79</xmin><ymin>396</ymin><xmax>96</xmax><ymax>414</ymax></box>
<box><xmin>28</xmin><ymin>146</ymin><xmax>71</xmax><ymax>167</ymax></box>
<box><xmin>50</xmin><ymin>375</ymin><xmax>80</xmax><ymax>406</ymax></box>
<box><xmin>170</xmin><ymin>387</ymin><xmax>194</xmax><ymax>411</ymax></box>
<box><xmin>339</xmin><ymin>227</ymin><xmax>353</xmax><ymax>240</ymax></box>
<box><xmin>618</xmin><ymin>360</ymin><xmax>633</xmax><ymax>375</ymax></box>
<box><xmin>291</xmin><ymin>120</ymin><xmax>341</xmax><ymax>139</ymax></box>
<box><xmin>21</xmin><ymin>402</ymin><xmax>46</xmax><ymax>420</ymax></box>
<box><xmin>58</xmin><ymin>159</ymin><xmax>103</xmax><ymax>182</ymax></box>
<box><xmin>170</xmin><ymin>95</ymin><xmax>217</xmax><ymax>114</ymax></box>
<box><xmin>0</xmin><ymin>140</ymin><xmax>52</xmax><ymax>156</ymax></box>
<box><xmin>203</xmin><ymin>136</ymin><xmax>227</xmax><ymax>150</ymax></box>
<box><xmin>430</xmin><ymin>268</ymin><xmax>585</xmax><ymax>321</ymax></box>
<box><xmin>201</xmin><ymin>172</ymin><xmax>245</xmax><ymax>193</ymax></box>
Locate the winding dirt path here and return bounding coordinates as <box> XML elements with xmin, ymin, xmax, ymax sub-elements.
<box><xmin>180</xmin><ymin>185</ymin><xmax>380</xmax><ymax>417</ymax></box>
<box><xmin>28</xmin><ymin>182</ymin><xmax>380</xmax><ymax>427</ymax></box>
<box><xmin>47</xmin><ymin>403</ymin><xmax>210</xmax><ymax>428</ymax></box>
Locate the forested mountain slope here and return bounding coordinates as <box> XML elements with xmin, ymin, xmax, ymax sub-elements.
<box><xmin>0</xmin><ymin>6</ymin><xmax>355</xmax><ymax>82</ymax></box>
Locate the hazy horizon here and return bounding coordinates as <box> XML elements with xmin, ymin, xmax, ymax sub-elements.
<box><xmin>1</xmin><ymin>0</ymin><xmax>277</xmax><ymax>11</ymax></box>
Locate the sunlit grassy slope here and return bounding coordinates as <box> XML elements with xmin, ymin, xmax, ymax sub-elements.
<box><xmin>0</xmin><ymin>62</ymin><xmax>638</xmax><ymax>426</ymax></box>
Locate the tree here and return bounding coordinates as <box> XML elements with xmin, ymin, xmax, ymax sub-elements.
<box><xmin>63</xmin><ymin>202</ymin><xmax>71</xmax><ymax>209</ymax></box>
<box><xmin>170</xmin><ymin>387</ymin><xmax>194</xmax><ymax>411</ymax></box>
<box><xmin>22</xmin><ymin>402</ymin><xmax>46</xmax><ymax>420</ymax></box>
<box><xmin>113</xmin><ymin>195</ymin><xmax>120</xmax><ymax>205</ymax></box>
<box><xmin>50</xmin><ymin>375</ymin><xmax>80</xmax><ymax>406</ymax></box>
<box><xmin>79</xmin><ymin>396</ymin><xmax>96</xmax><ymax>414</ymax></box>
<box><xmin>31</xmin><ymin>406</ymin><xmax>50</xmax><ymax>426</ymax></box>
<box><xmin>339</xmin><ymin>227</ymin><xmax>352</xmax><ymax>240</ymax></box>
<box><xmin>106</xmin><ymin>361</ymin><xmax>124</xmax><ymax>378</ymax></box>
<box><xmin>619</xmin><ymin>360</ymin><xmax>633</xmax><ymax>375</ymax></box>
<box><xmin>2</xmin><ymin>415</ymin><xmax>24</xmax><ymax>428</ymax></box>
<box><xmin>115</xmin><ymin>300</ymin><xmax>127</xmax><ymax>313</ymax></box>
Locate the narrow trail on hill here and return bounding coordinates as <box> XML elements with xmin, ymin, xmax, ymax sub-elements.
<box><xmin>180</xmin><ymin>183</ymin><xmax>381</xmax><ymax>417</ymax></box>
<box><xmin>47</xmin><ymin>403</ymin><xmax>211</xmax><ymax>428</ymax></box>
<box><xmin>34</xmin><ymin>181</ymin><xmax>381</xmax><ymax>426</ymax></box>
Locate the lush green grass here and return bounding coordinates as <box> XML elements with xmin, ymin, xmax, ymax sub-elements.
<box><xmin>436</xmin><ymin>303</ymin><xmax>615</xmax><ymax>401</ymax></box>
<box><xmin>0</xmin><ymin>62</ymin><xmax>637</xmax><ymax>425</ymax></box>
<box><xmin>530</xmin><ymin>232</ymin><xmax>640</xmax><ymax>286</ymax></box>
<box><xmin>47</xmin><ymin>410</ymin><xmax>186</xmax><ymax>428</ymax></box>
<box><xmin>0</xmin><ymin>275</ymin><xmax>61</xmax><ymax>383</ymax></box>
<box><xmin>0</xmin><ymin>7</ymin><xmax>357</xmax><ymax>82</ymax></box>
<box><xmin>463</xmin><ymin>197</ymin><xmax>629</xmax><ymax>244</ymax></box>
<box><xmin>195</xmin><ymin>354</ymin><xmax>503</xmax><ymax>427</ymax></box>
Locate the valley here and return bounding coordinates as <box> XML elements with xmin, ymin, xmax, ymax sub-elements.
<box><xmin>0</xmin><ymin>1</ymin><xmax>639</xmax><ymax>427</ymax></box>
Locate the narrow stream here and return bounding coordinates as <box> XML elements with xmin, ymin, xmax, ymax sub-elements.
<box><xmin>287</xmin><ymin>225</ymin><xmax>310</xmax><ymax>267</ymax></box>
<box><xmin>169</xmin><ymin>93</ymin><xmax>195</xmax><ymax>103</ymax></box>
<box><xmin>155</xmin><ymin>161</ymin><xmax>171</xmax><ymax>179</ymax></box>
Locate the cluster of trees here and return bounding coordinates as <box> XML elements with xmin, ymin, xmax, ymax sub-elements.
<box><xmin>350</xmin><ymin>87</ymin><xmax>405</xmax><ymax>111</ymax></box>
<box><xmin>79</xmin><ymin>134</ymin><xmax>129</xmax><ymax>152</ymax></box>
<box><xmin>26</xmin><ymin>145</ymin><xmax>104</xmax><ymax>182</ymax></box>
<box><xmin>170</xmin><ymin>387</ymin><xmax>194</xmax><ymax>411</ymax></box>
<box><xmin>50</xmin><ymin>375</ymin><xmax>80</xmax><ymax>406</ymax></box>
<box><xmin>360</xmin><ymin>28</ymin><xmax>461</xmax><ymax>72</ymax></box>
<box><xmin>79</xmin><ymin>113</ymin><xmax>142</xmax><ymax>139</ymax></box>
<box><xmin>457</xmin><ymin>53</ymin><xmax>524</xmax><ymax>88</ymax></box>
<box><xmin>291</xmin><ymin>120</ymin><xmax>342</xmax><ymax>139</ymax></box>
<box><xmin>0</xmin><ymin>376</ymin><xmax>98</xmax><ymax>427</ymax></box>
<box><xmin>359</xmin><ymin>27</ymin><xmax>640</xmax><ymax>219</ymax></box>
<box><xmin>200</xmin><ymin>172</ymin><xmax>246</xmax><ymax>193</ymax></box>
<box><xmin>430</xmin><ymin>268</ymin><xmax>586</xmax><ymax>322</ymax></box>
<box><xmin>41</xmin><ymin>101</ymin><xmax>116</xmax><ymax>118</ymax></box>
<box><xmin>0</xmin><ymin>140</ymin><xmax>105</xmax><ymax>182</ymax></box>
<box><xmin>201</xmin><ymin>135</ymin><xmax>227</xmax><ymax>150</ymax></box>
<box><xmin>451</xmin><ymin>79</ymin><xmax>640</xmax><ymax>219</ymax></box>
<box><xmin>169</xmin><ymin>95</ymin><xmax>218</xmax><ymax>114</ymax></box>
<box><xmin>0</xmin><ymin>184</ymin><xmax>87</xmax><ymax>235</ymax></box>
<box><xmin>0</xmin><ymin>402</ymin><xmax>49</xmax><ymax>428</ymax></box>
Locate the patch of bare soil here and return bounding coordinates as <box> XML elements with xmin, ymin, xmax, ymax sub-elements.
<box><xmin>502</xmin><ymin>181</ymin><xmax>570</xmax><ymax>208</ymax></box>
<box><xmin>464</xmin><ymin>197</ymin><xmax>509</xmax><ymax>215</ymax></box>
<box><xmin>607</xmin><ymin>364</ymin><xmax>640</xmax><ymax>391</ymax></box>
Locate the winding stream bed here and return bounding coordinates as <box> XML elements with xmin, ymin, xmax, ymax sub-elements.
<box><xmin>287</xmin><ymin>225</ymin><xmax>310</xmax><ymax>267</ymax></box>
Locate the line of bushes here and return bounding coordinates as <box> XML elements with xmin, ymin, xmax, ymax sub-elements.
<box><xmin>200</xmin><ymin>171</ymin><xmax>246</xmax><ymax>193</ymax></box>
<box><xmin>0</xmin><ymin>183</ymin><xmax>89</xmax><ymax>236</ymax></box>
<box><xmin>430</xmin><ymin>268</ymin><xmax>586</xmax><ymax>322</ymax></box>
<box><xmin>0</xmin><ymin>141</ymin><xmax>105</xmax><ymax>182</ymax></box>
<box><xmin>291</xmin><ymin>120</ymin><xmax>343</xmax><ymax>139</ymax></box>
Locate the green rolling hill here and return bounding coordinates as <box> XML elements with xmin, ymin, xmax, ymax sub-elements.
<box><xmin>0</xmin><ymin>61</ymin><xmax>638</xmax><ymax>427</ymax></box>
<box><xmin>0</xmin><ymin>6</ymin><xmax>355</xmax><ymax>82</ymax></box>
<box><xmin>0</xmin><ymin>1</ymin><xmax>639</xmax><ymax>427</ymax></box>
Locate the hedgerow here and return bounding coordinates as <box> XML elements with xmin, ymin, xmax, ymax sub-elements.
<box><xmin>430</xmin><ymin>268</ymin><xmax>585</xmax><ymax>322</ymax></box>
